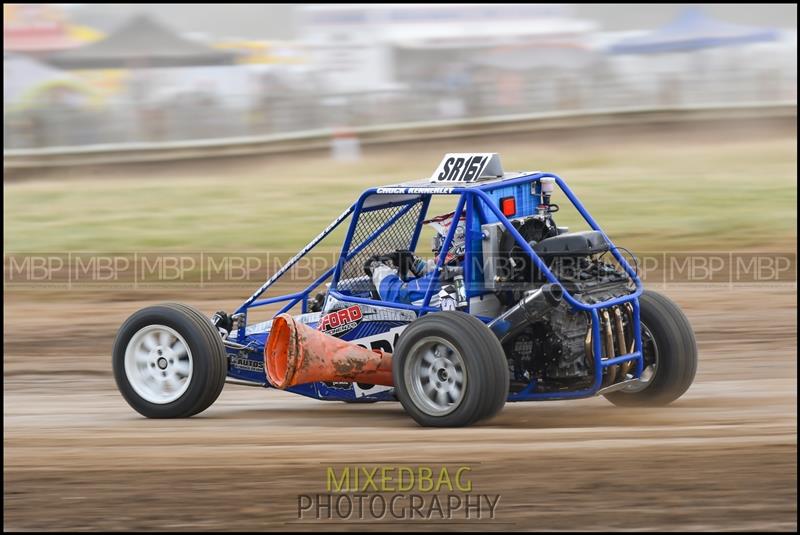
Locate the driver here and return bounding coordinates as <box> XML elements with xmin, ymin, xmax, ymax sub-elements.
<box><xmin>363</xmin><ymin>212</ymin><xmax>466</xmax><ymax>306</ymax></box>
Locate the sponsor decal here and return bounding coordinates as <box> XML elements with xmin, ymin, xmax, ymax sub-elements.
<box><xmin>376</xmin><ymin>187</ymin><xmax>454</xmax><ymax>194</ymax></box>
<box><xmin>318</xmin><ymin>305</ymin><xmax>363</xmax><ymax>337</ymax></box>
<box><xmin>324</xmin><ymin>381</ymin><xmax>353</xmax><ymax>390</ymax></box>
<box><xmin>350</xmin><ymin>325</ymin><xmax>407</xmax><ymax>397</ymax></box>
<box><xmin>230</xmin><ymin>352</ymin><xmax>264</xmax><ymax>372</ymax></box>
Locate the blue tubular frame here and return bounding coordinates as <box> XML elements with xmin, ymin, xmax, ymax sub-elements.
<box><xmin>235</xmin><ymin>172</ymin><xmax>644</xmax><ymax>400</ymax></box>
<box><xmin>472</xmin><ymin>173</ymin><xmax>643</xmax><ymax>400</ymax></box>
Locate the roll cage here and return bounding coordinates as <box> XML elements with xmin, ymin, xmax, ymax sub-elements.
<box><xmin>233</xmin><ymin>172</ymin><xmax>644</xmax><ymax>400</ymax></box>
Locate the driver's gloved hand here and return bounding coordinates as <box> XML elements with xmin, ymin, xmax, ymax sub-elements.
<box><xmin>364</xmin><ymin>259</ymin><xmax>381</xmax><ymax>277</ymax></box>
<box><xmin>364</xmin><ymin>255</ymin><xmax>391</xmax><ymax>277</ymax></box>
<box><xmin>408</xmin><ymin>255</ymin><xmax>428</xmax><ymax>278</ymax></box>
<box><xmin>364</xmin><ymin>254</ymin><xmax>397</xmax><ymax>277</ymax></box>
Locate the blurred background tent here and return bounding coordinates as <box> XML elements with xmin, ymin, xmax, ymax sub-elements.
<box><xmin>605</xmin><ymin>7</ymin><xmax>785</xmax><ymax>107</ymax></box>
<box><xmin>44</xmin><ymin>14</ymin><xmax>238</xmax><ymax>68</ymax></box>
<box><xmin>609</xmin><ymin>7</ymin><xmax>779</xmax><ymax>54</ymax></box>
<box><xmin>38</xmin><ymin>14</ymin><xmax>242</xmax><ymax>143</ymax></box>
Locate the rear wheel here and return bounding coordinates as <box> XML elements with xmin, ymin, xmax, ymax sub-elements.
<box><xmin>393</xmin><ymin>311</ymin><xmax>508</xmax><ymax>427</ymax></box>
<box><xmin>604</xmin><ymin>290</ymin><xmax>697</xmax><ymax>407</ymax></box>
<box><xmin>113</xmin><ymin>303</ymin><xmax>227</xmax><ymax>418</ymax></box>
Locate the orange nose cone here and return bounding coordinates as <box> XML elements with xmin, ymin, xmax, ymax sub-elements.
<box><xmin>265</xmin><ymin>314</ymin><xmax>297</xmax><ymax>389</ymax></box>
<box><xmin>265</xmin><ymin>313</ymin><xmax>394</xmax><ymax>389</ymax></box>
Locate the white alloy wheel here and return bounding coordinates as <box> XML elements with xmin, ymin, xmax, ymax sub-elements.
<box><xmin>124</xmin><ymin>324</ymin><xmax>193</xmax><ymax>404</ymax></box>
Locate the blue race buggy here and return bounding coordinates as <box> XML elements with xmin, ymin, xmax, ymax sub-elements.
<box><xmin>113</xmin><ymin>153</ymin><xmax>697</xmax><ymax>427</ymax></box>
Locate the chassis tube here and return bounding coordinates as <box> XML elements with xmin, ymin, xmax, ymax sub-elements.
<box><xmin>237</xmin><ymin>204</ymin><xmax>354</xmax><ymax>313</ymax></box>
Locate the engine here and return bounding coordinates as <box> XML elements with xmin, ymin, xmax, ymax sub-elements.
<box><xmin>482</xmin><ymin>214</ymin><xmax>635</xmax><ymax>393</ymax></box>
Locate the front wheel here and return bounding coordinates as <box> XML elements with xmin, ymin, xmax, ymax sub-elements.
<box><xmin>112</xmin><ymin>303</ymin><xmax>228</xmax><ymax>418</ymax></box>
<box><xmin>605</xmin><ymin>290</ymin><xmax>697</xmax><ymax>407</ymax></box>
<box><xmin>392</xmin><ymin>311</ymin><xmax>509</xmax><ymax>427</ymax></box>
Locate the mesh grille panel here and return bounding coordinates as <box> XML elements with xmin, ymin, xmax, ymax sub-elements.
<box><xmin>336</xmin><ymin>199</ymin><xmax>424</xmax><ymax>294</ymax></box>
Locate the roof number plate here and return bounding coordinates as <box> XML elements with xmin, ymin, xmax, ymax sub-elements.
<box><xmin>430</xmin><ymin>153</ymin><xmax>504</xmax><ymax>183</ymax></box>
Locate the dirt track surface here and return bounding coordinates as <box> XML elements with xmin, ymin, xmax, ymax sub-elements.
<box><xmin>3</xmin><ymin>285</ymin><xmax>797</xmax><ymax>531</ymax></box>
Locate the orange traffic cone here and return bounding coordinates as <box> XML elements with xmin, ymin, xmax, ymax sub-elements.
<box><xmin>265</xmin><ymin>313</ymin><xmax>393</xmax><ymax>389</ymax></box>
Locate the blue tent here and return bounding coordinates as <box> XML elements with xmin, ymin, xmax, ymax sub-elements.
<box><xmin>610</xmin><ymin>8</ymin><xmax>780</xmax><ymax>54</ymax></box>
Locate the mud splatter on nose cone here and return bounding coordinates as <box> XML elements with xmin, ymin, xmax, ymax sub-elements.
<box><xmin>265</xmin><ymin>313</ymin><xmax>393</xmax><ymax>389</ymax></box>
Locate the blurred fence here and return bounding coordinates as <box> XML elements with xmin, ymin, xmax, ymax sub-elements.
<box><xmin>5</xmin><ymin>103</ymin><xmax>795</xmax><ymax>170</ymax></box>
<box><xmin>4</xmin><ymin>64</ymin><xmax>797</xmax><ymax>150</ymax></box>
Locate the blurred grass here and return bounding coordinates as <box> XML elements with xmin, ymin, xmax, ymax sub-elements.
<box><xmin>4</xmin><ymin>133</ymin><xmax>796</xmax><ymax>253</ymax></box>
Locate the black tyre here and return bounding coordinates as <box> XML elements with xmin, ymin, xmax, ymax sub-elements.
<box><xmin>113</xmin><ymin>303</ymin><xmax>228</xmax><ymax>418</ymax></box>
<box><xmin>604</xmin><ymin>290</ymin><xmax>697</xmax><ymax>407</ymax></box>
<box><xmin>393</xmin><ymin>311</ymin><xmax>509</xmax><ymax>427</ymax></box>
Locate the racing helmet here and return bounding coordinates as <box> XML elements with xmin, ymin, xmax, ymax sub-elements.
<box><xmin>425</xmin><ymin>211</ymin><xmax>466</xmax><ymax>264</ymax></box>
